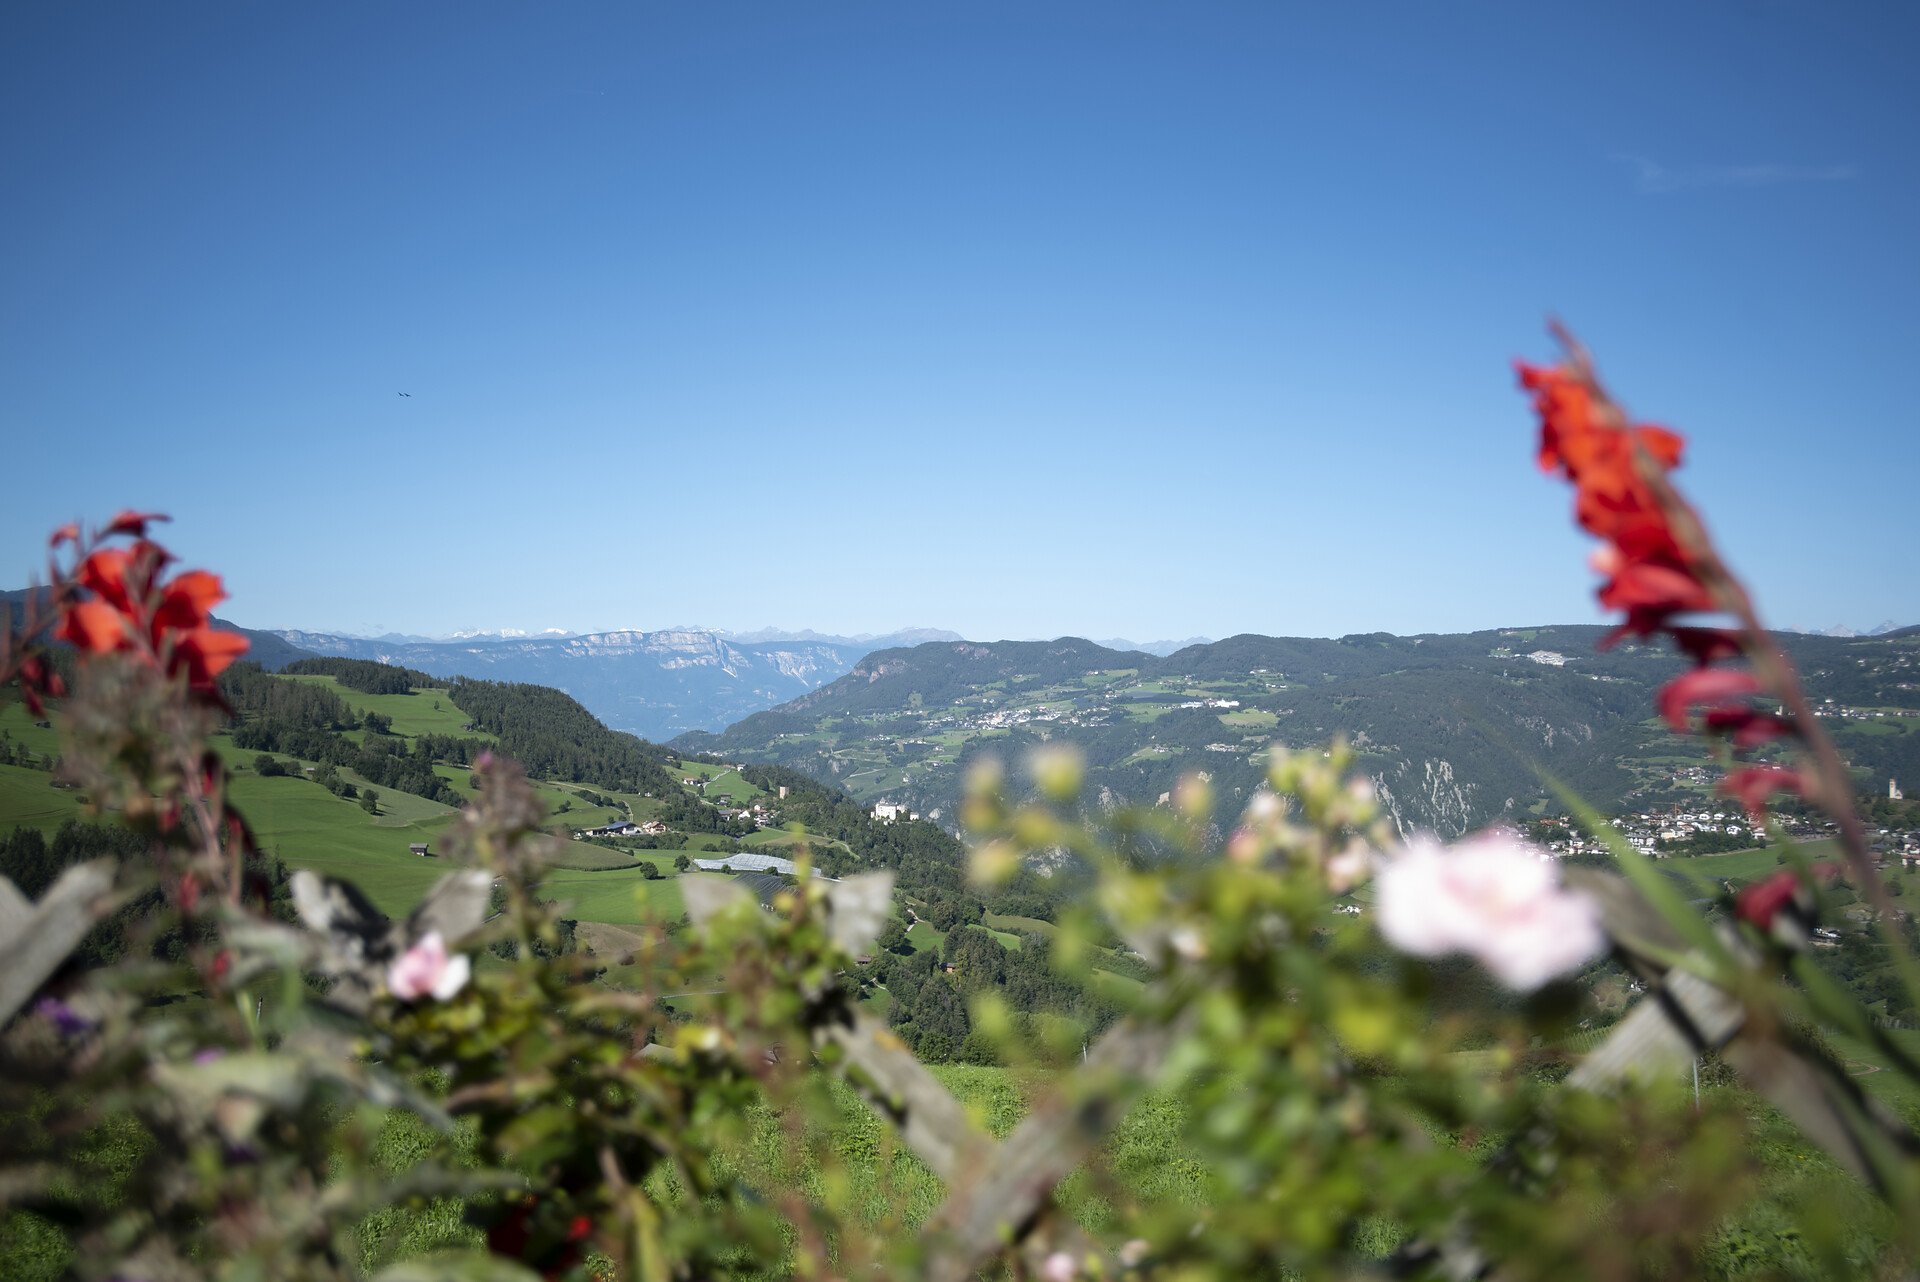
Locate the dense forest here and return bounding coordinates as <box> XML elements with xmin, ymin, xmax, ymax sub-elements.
<box><xmin>447</xmin><ymin>678</ymin><xmax>684</xmax><ymax>796</ymax></box>
<box><xmin>0</xmin><ymin>820</ymin><xmax>297</xmax><ymax>967</ymax></box>
<box><xmin>282</xmin><ymin>656</ymin><xmax>442</xmax><ymax>695</ymax></box>
<box><xmin>218</xmin><ymin>662</ymin><xmax>465</xmax><ymax>806</ymax></box>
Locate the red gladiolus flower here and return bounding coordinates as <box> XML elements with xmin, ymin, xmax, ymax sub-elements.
<box><xmin>1658</xmin><ymin>668</ymin><xmax>1761</xmax><ymax>733</ymax></box>
<box><xmin>51</xmin><ymin>534</ymin><xmax>245</xmax><ymax>697</ymax></box>
<box><xmin>103</xmin><ymin>510</ymin><xmax>168</xmax><ymax>538</ymax></box>
<box><xmin>58</xmin><ymin>599</ymin><xmax>129</xmax><ymax>654</ymax></box>
<box><xmin>1736</xmin><ymin>869</ymin><xmax>1804</xmax><ymax>931</ymax></box>
<box><xmin>175</xmin><ymin>625</ymin><xmax>250</xmax><ymax>693</ymax></box>
<box><xmin>1702</xmin><ymin>708</ymin><xmax>1793</xmax><ymax>750</ymax></box>
<box><xmin>16</xmin><ymin>655</ymin><xmax>64</xmax><ymax>716</ymax></box>
<box><xmin>1666</xmin><ymin>626</ymin><xmax>1745</xmax><ymax>666</ymax></box>
<box><xmin>155</xmin><ymin>569</ymin><xmax>226</xmax><ymax>631</ymax></box>
<box><xmin>1519</xmin><ymin>360</ymin><xmax>1709</xmax><ymax>630</ymax></box>
<box><xmin>1718</xmin><ymin>765</ymin><xmax>1802</xmax><ymax>823</ymax></box>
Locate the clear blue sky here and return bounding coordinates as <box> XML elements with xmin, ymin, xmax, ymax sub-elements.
<box><xmin>3</xmin><ymin>2</ymin><xmax>1913</xmax><ymax>642</ymax></box>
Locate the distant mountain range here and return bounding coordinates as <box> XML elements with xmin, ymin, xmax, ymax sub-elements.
<box><xmin>262</xmin><ymin>627</ymin><xmax>956</xmax><ymax>741</ymax></box>
<box><xmin>1091</xmin><ymin>636</ymin><xmax>1216</xmax><ymax>657</ymax></box>
<box><xmin>1784</xmin><ymin>621</ymin><xmax>1909</xmax><ymax>639</ymax></box>
<box><xmin>671</xmin><ymin>626</ymin><xmax>1920</xmax><ymax>837</ymax></box>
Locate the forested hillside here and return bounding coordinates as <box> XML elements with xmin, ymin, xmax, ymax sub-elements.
<box><xmin>447</xmin><ymin>678</ymin><xmax>683</xmax><ymax>795</ymax></box>
<box><xmin>267</xmin><ymin>626</ymin><xmax>945</xmax><ymax>740</ymax></box>
<box><xmin>675</xmin><ymin>626</ymin><xmax>1920</xmax><ymax>835</ymax></box>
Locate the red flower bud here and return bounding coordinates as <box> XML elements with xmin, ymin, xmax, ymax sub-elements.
<box><xmin>1658</xmin><ymin>668</ymin><xmax>1760</xmax><ymax>734</ymax></box>
<box><xmin>1735</xmin><ymin>869</ymin><xmax>1804</xmax><ymax>931</ymax></box>
<box><xmin>104</xmin><ymin>510</ymin><xmax>168</xmax><ymax>538</ymax></box>
<box><xmin>1717</xmin><ymin>765</ymin><xmax>1802</xmax><ymax>824</ymax></box>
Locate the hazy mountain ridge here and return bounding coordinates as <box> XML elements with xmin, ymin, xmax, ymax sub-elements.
<box><xmin>267</xmin><ymin>626</ymin><xmax>953</xmax><ymax>740</ymax></box>
<box><xmin>672</xmin><ymin>626</ymin><xmax>1920</xmax><ymax>837</ymax></box>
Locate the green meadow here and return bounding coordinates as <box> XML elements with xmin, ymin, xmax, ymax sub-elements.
<box><xmin>0</xmin><ymin>701</ymin><xmax>62</xmax><ymax>760</ymax></box>
<box><xmin>282</xmin><ymin>675</ymin><xmax>491</xmax><ymax>741</ymax></box>
<box><xmin>0</xmin><ymin>763</ymin><xmax>84</xmax><ymax>834</ymax></box>
<box><xmin>230</xmin><ymin>772</ymin><xmax>459</xmax><ymax>915</ymax></box>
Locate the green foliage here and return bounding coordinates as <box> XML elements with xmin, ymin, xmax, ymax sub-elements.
<box><xmin>283</xmin><ymin>656</ymin><xmax>442</xmax><ymax>695</ymax></box>
<box><xmin>449</xmin><ymin>678</ymin><xmax>681</xmax><ymax>796</ymax></box>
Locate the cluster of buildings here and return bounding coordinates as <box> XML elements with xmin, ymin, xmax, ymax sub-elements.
<box><xmin>1534</xmin><ymin>809</ymin><xmax>1759</xmax><ymax>857</ymax></box>
<box><xmin>578</xmin><ymin>819</ymin><xmax>669</xmax><ymax>840</ymax></box>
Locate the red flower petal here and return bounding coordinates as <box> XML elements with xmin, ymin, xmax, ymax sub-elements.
<box><xmin>1717</xmin><ymin>765</ymin><xmax>1801</xmax><ymax>823</ymax></box>
<box><xmin>76</xmin><ymin>547</ymin><xmax>136</xmax><ymax>616</ymax></box>
<box><xmin>1658</xmin><ymin>667</ymin><xmax>1760</xmax><ymax>733</ymax></box>
<box><xmin>1668</xmin><ymin>626</ymin><xmax>1744</xmax><ymax>666</ymax></box>
<box><xmin>156</xmin><ymin>570</ymin><xmax>227</xmax><ymax>631</ymax></box>
<box><xmin>58</xmin><ymin>599</ymin><xmax>130</xmax><ymax>653</ymax></box>
<box><xmin>104</xmin><ymin>510</ymin><xmax>168</xmax><ymax>538</ymax></box>
<box><xmin>48</xmin><ymin>523</ymin><xmax>80</xmax><ymax>548</ymax></box>
<box><xmin>1633</xmin><ymin>425</ymin><xmax>1685</xmax><ymax>470</ymax></box>
<box><xmin>174</xmin><ymin>626</ymin><xmax>249</xmax><ymax>690</ymax></box>
<box><xmin>1736</xmin><ymin>869</ymin><xmax>1802</xmax><ymax>931</ymax></box>
<box><xmin>1600</xmin><ymin>561</ymin><xmax>1713</xmax><ymax>616</ymax></box>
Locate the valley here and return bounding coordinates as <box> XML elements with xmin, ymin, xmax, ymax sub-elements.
<box><xmin>672</xmin><ymin>626</ymin><xmax>1920</xmax><ymax>837</ymax></box>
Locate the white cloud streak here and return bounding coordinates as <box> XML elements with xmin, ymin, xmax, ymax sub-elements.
<box><xmin>1614</xmin><ymin>154</ymin><xmax>1858</xmax><ymax>193</ymax></box>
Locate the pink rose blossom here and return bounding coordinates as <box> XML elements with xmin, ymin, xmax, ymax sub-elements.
<box><xmin>387</xmin><ymin>931</ymin><xmax>471</xmax><ymax>1002</ymax></box>
<box><xmin>1040</xmin><ymin>1251</ymin><xmax>1078</xmax><ymax>1281</ymax></box>
<box><xmin>1375</xmin><ymin>831</ymin><xmax>1605</xmax><ymax>990</ymax></box>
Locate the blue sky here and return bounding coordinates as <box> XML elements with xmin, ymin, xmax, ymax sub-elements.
<box><xmin>2</xmin><ymin>2</ymin><xmax>1913</xmax><ymax>642</ymax></box>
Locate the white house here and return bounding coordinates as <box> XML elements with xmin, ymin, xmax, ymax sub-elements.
<box><xmin>691</xmin><ymin>852</ymin><xmax>829</xmax><ymax>878</ymax></box>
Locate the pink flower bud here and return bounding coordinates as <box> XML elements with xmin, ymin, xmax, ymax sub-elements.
<box><xmin>1376</xmin><ymin>832</ymin><xmax>1605</xmax><ymax>990</ymax></box>
<box><xmin>387</xmin><ymin>931</ymin><xmax>472</xmax><ymax>1002</ymax></box>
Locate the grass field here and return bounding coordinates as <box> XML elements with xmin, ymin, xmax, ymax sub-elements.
<box><xmin>535</xmin><ymin>868</ymin><xmax>736</xmax><ymax>925</ymax></box>
<box><xmin>0</xmin><ymin>701</ymin><xmax>62</xmax><ymax>761</ymax></box>
<box><xmin>1662</xmin><ymin>840</ymin><xmax>1843</xmax><ymax>890</ymax></box>
<box><xmin>678</xmin><ymin>761</ymin><xmax>766</xmax><ymax>803</ymax></box>
<box><xmin>0</xmin><ymin>763</ymin><xmax>85</xmax><ymax>834</ymax></box>
<box><xmin>550</xmin><ymin>843</ymin><xmax>646</xmax><ymax>871</ymax></box>
<box><xmin>984</xmin><ymin>912</ymin><xmax>1056</xmax><ymax>938</ymax></box>
<box><xmin>282</xmin><ymin>676</ymin><xmax>488</xmax><ymax>741</ymax></box>
<box><xmin>1825</xmin><ymin>1028</ymin><xmax>1920</xmax><ymax>1117</ymax></box>
<box><xmin>229</xmin><ymin>773</ymin><xmax>460</xmax><ymax>916</ymax></box>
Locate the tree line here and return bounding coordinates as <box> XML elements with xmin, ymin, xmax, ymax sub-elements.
<box><xmin>282</xmin><ymin>656</ymin><xmax>443</xmax><ymax>695</ymax></box>
<box><xmin>447</xmin><ymin>678</ymin><xmax>682</xmax><ymax>795</ymax></box>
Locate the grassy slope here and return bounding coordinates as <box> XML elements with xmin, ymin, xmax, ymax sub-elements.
<box><xmin>0</xmin><ymin>701</ymin><xmax>62</xmax><ymax>758</ymax></box>
<box><xmin>0</xmin><ymin>763</ymin><xmax>84</xmax><ymax>834</ymax></box>
<box><xmin>280</xmin><ymin>676</ymin><xmax>489</xmax><ymax>740</ymax></box>
<box><xmin>230</xmin><ymin>772</ymin><xmax>459</xmax><ymax>915</ymax></box>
